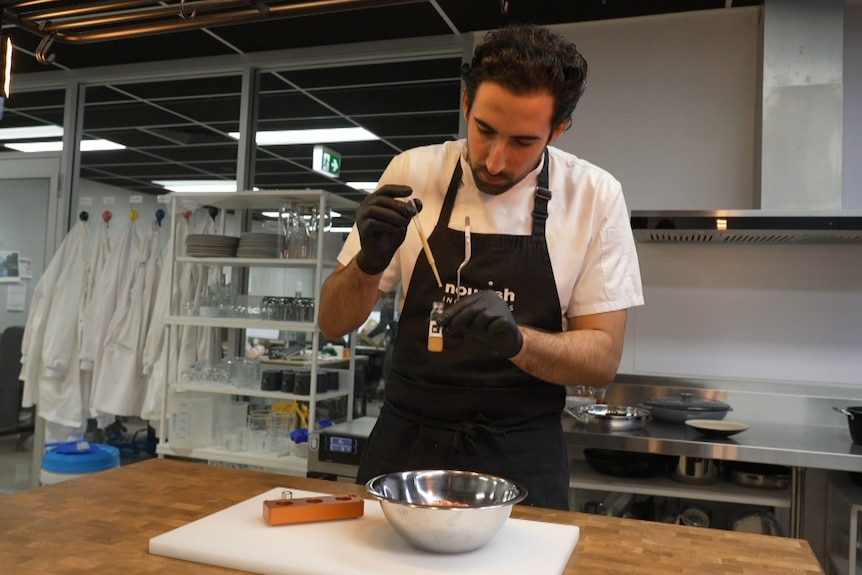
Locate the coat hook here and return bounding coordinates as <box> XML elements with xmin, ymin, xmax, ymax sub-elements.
<box><xmin>35</xmin><ymin>29</ymin><xmax>57</xmax><ymax>65</ymax></box>
<box><xmin>155</xmin><ymin>208</ymin><xmax>166</xmax><ymax>227</ymax></box>
<box><xmin>183</xmin><ymin>209</ymin><xmax>193</xmax><ymax>221</ymax></box>
<box><xmin>103</xmin><ymin>210</ymin><xmax>113</xmax><ymax>224</ymax></box>
<box><xmin>208</xmin><ymin>206</ymin><xmax>219</xmax><ymax>221</ymax></box>
<box><xmin>79</xmin><ymin>211</ymin><xmax>89</xmax><ymax>222</ymax></box>
<box><xmin>179</xmin><ymin>0</ymin><xmax>196</xmax><ymax>19</ymax></box>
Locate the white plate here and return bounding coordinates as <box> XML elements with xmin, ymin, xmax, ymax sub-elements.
<box><xmin>685</xmin><ymin>419</ymin><xmax>749</xmax><ymax>438</ymax></box>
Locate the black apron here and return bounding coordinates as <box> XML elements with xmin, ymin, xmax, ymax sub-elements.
<box><xmin>356</xmin><ymin>149</ymin><xmax>569</xmax><ymax>510</ymax></box>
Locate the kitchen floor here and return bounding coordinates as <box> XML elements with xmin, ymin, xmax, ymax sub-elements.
<box><xmin>0</xmin><ymin>432</ymin><xmax>35</xmax><ymax>495</ymax></box>
<box><xmin>0</xmin><ymin>417</ymin><xmax>158</xmax><ymax>496</ymax></box>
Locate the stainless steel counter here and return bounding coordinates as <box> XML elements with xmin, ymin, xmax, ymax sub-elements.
<box><xmin>565</xmin><ymin>374</ymin><xmax>862</xmax><ymax>539</ymax></box>
<box><xmin>564</xmin><ymin>418</ymin><xmax>862</xmax><ymax>472</ymax></box>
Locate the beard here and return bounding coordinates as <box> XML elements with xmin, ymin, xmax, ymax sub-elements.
<box><xmin>469</xmin><ymin>163</ymin><xmax>519</xmax><ymax>196</ymax></box>
<box><xmin>465</xmin><ymin>144</ymin><xmax>544</xmax><ymax>196</ymax></box>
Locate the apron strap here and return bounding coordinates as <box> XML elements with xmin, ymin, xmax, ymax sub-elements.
<box><xmin>433</xmin><ymin>158</ymin><xmax>462</xmax><ymax>235</ymax></box>
<box><xmin>531</xmin><ymin>148</ymin><xmax>552</xmax><ymax>239</ymax></box>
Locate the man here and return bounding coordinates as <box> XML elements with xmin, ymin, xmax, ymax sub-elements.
<box><xmin>319</xmin><ymin>23</ymin><xmax>644</xmax><ymax>510</ymax></box>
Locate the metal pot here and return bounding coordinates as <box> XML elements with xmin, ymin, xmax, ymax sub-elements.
<box><xmin>833</xmin><ymin>406</ymin><xmax>862</xmax><ymax>444</ymax></box>
<box><xmin>642</xmin><ymin>393</ymin><xmax>731</xmax><ymax>424</ymax></box>
<box><xmin>672</xmin><ymin>456</ymin><xmax>718</xmax><ymax>485</ymax></box>
<box><xmin>565</xmin><ymin>404</ymin><xmax>650</xmax><ymax>432</ymax></box>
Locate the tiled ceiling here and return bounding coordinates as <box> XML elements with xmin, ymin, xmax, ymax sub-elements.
<box><xmin>0</xmin><ymin>0</ymin><xmax>761</xmax><ymax>221</ymax></box>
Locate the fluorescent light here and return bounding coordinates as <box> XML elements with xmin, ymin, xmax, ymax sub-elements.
<box><xmin>261</xmin><ymin>210</ymin><xmax>342</xmax><ymax>218</ymax></box>
<box><xmin>3</xmin><ymin>139</ymin><xmax>125</xmax><ymax>153</ymax></box>
<box><xmin>328</xmin><ymin>226</ymin><xmax>354</xmax><ymax>233</ymax></box>
<box><xmin>228</xmin><ymin>127</ymin><xmax>379</xmax><ymax>145</ymax></box>
<box><xmin>153</xmin><ymin>180</ymin><xmax>239</xmax><ymax>193</ymax></box>
<box><xmin>4</xmin><ymin>141</ymin><xmax>62</xmax><ymax>153</ymax></box>
<box><xmin>0</xmin><ymin>125</ymin><xmax>64</xmax><ymax>140</ymax></box>
<box><xmin>346</xmin><ymin>181</ymin><xmax>378</xmax><ymax>193</ymax></box>
<box><xmin>81</xmin><ymin>140</ymin><xmax>126</xmax><ymax>151</ymax></box>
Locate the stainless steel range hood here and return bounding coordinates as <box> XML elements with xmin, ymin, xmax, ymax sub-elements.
<box><xmin>630</xmin><ymin>210</ymin><xmax>862</xmax><ymax>244</ymax></box>
<box><xmin>632</xmin><ymin>0</ymin><xmax>857</xmax><ymax>244</ymax></box>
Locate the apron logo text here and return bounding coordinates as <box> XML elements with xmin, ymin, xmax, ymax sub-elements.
<box><xmin>442</xmin><ymin>283</ymin><xmax>515</xmax><ymax>310</ymax></box>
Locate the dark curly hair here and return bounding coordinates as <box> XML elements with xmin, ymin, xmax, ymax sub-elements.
<box><xmin>461</xmin><ymin>24</ymin><xmax>588</xmax><ymax>132</ymax></box>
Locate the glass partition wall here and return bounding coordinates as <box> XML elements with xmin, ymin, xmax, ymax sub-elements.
<box><xmin>1</xmin><ymin>36</ymin><xmax>466</xmax><ymax>486</ymax></box>
<box><xmin>77</xmin><ymin>75</ymin><xmax>243</xmax><ymax>241</ymax></box>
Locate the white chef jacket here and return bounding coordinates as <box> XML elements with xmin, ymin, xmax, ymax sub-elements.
<box><xmin>338</xmin><ymin>140</ymin><xmax>644</xmax><ymax>326</ymax></box>
<box><xmin>85</xmin><ymin>219</ymin><xmax>141</xmax><ymax>418</ymax></box>
<box><xmin>93</xmin><ymin>224</ymin><xmax>161</xmax><ymax>417</ymax></box>
<box><xmin>20</xmin><ymin>222</ymin><xmax>86</xmax><ymax>409</ymax></box>
<box><xmin>140</xmin><ymin>216</ymin><xmax>189</xmax><ymax>421</ymax></box>
<box><xmin>20</xmin><ymin>221</ymin><xmax>91</xmax><ymax>428</ymax></box>
<box><xmin>80</xmin><ymin>221</ymin><xmax>112</xmax><ymax>424</ymax></box>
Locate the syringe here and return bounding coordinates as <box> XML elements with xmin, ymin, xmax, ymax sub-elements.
<box><xmin>408</xmin><ymin>197</ymin><xmax>442</xmax><ymax>287</ymax></box>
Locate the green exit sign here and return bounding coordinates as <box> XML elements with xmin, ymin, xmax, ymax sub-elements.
<box><xmin>313</xmin><ymin>145</ymin><xmax>341</xmax><ymax>178</ymax></box>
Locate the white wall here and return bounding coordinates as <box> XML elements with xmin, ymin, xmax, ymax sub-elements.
<box><xmin>0</xmin><ymin>178</ymin><xmax>51</xmax><ymax>330</ymax></box>
<box><xmin>0</xmin><ymin>155</ymin><xmax>61</xmax><ymax>326</ymax></box>
<box><xmin>529</xmin><ymin>8</ymin><xmax>862</xmax><ymax>387</ymax></box>
<box><xmin>845</xmin><ymin>0</ymin><xmax>862</xmax><ymax>209</ymax></box>
<box><xmin>551</xmin><ymin>8</ymin><xmax>760</xmax><ymax>211</ymax></box>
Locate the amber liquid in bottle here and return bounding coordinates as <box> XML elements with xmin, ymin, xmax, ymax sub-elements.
<box><xmin>427</xmin><ymin>301</ymin><xmax>444</xmax><ymax>352</ymax></box>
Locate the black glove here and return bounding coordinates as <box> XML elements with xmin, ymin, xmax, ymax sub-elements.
<box><xmin>354</xmin><ymin>185</ymin><xmax>421</xmax><ymax>276</ymax></box>
<box><xmin>440</xmin><ymin>290</ymin><xmax>523</xmax><ymax>358</ymax></box>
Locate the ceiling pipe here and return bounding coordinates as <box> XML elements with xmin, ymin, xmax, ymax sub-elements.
<box><xmin>4</xmin><ymin>0</ymin><xmax>425</xmax><ymax>45</ymax></box>
<box><xmin>32</xmin><ymin>1</ymin><xmax>254</xmax><ymax>32</ymax></box>
<box><xmin>13</xmin><ymin>0</ymin><xmax>160</xmax><ymax>21</ymax></box>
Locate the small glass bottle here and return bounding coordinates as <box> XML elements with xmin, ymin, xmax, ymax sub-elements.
<box><xmin>427</xmin><ymin>301</ymin><xmax>444</xmax><ymax>353</ymax></box>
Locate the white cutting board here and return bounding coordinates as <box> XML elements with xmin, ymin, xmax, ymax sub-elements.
<box><xmin>149</xmin><ymin>488</ymin><xmax>579</xmax><ymax>575</ymax></box>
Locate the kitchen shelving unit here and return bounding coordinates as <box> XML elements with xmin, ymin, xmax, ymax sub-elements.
<box><xmin>569</xmin><ymin>455</ymin><xmax>792</xmax><ymax>533</ymax></box>
<box><xmin>569</xmin><ymin>459</ymin><xmax>791</xmax><ymax>509</ymax></box>
<box><xmin>155</xmin><ymin>190</ymin><xmax>357</xmax><ymax>475</ymax></box>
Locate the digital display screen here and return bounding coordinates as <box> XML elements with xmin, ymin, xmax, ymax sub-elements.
<box><xmin>327</xmin><ymin>436</ymin><xmax>357</xmax><ymax>454</ymax></box>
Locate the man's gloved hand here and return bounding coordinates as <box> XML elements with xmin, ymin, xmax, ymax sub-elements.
<box><xmin>354</xmin><ymin>185</ymin><xmax>421</xmax><ymax>276</ymax></box>
<box><xmin>440</xmin><ymin>290</ymin><xmax>523</xmax><ymax>358</ymax></box>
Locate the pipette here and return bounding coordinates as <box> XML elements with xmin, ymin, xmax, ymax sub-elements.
<box><xmin>409</xmin><ymin>197</ymin><xmax>442</xmax><ymax>287</ymax></box>
<box><xmin>456</xmin><ymin>216</ymin><xmax>471</xmax><ymax>301</ymax></box>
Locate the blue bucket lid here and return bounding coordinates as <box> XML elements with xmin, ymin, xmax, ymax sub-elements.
<box><xmin>42</xmin><ymin>443</ymin><xmax>120</xmax><ymax>473</ymax></box>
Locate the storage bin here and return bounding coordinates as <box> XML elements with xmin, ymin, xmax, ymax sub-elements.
<box><xmin>40</xmin><ymin>442</ymin><xmax>120</xmax><ymax>485</ymax></box>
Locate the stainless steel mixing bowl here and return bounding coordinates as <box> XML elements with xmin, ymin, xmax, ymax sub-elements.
<box><xmin>365</xmin><ymin>469</ymin><xmax>528</xmax><ymax>553</ymax></box>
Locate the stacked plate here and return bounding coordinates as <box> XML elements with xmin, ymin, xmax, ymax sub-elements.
<box><xmin>186</xmin><ymin>234</ymin><xmax>240</xmax><ymax>257</ymax></box>
<box><xmin>236</xmin><ymin>232</ymin><xmax>279</xmax><ymax>258</ymax></box>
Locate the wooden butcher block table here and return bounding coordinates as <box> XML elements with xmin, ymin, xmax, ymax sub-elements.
<box><xmin>0</xmin><ymin>458</ymin><xmax>823</xmax><ymax>574</ymax></box>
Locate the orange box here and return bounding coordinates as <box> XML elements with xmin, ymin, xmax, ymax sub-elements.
<box><xmin>262</xmin><ymin>492</ymin><xmax>364</xmax><ymax>526</ymax></box>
